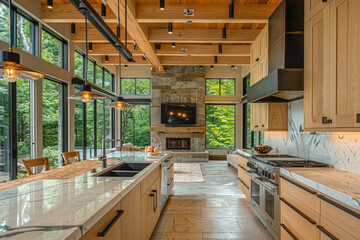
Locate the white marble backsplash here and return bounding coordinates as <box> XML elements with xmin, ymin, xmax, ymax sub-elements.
<box><xmin>264</xmin><ymin>99</ymin><xmax>360</xmax><ymax>174</ymax></box>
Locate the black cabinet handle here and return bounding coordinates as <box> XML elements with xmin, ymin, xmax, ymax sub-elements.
<box><xmin>255</xmin><ymin>58</ymin><xmax>259</xmax><ymax>62</ymax></box>
<box><xmin>262</xmin><ymin>124</ymin><xmax>264</xmax><ymax>127</ymax></box>
<box><xmin>322</xmin><ymin>0</ymin><xmax>327</xmax><ymax>2</ymax></box>
<box><xmin>356</xmin><ymin>114</ymin><xmax>360</xmax><ymax>123</ymax></box>
<box><xmin>280</xmin><ymin>197</ymin><xmax>316</xmax><ymax>224</ymax></box>
<box><xmin>255</xmin><ymin>125</ymin><xmax>258</xmax><ymax>128</ymax></box>
<box><xmin>322</xmin><ymin>117</ymin><xmax>332</xmax><ymax>124</ymax></box>
<box><xmin>237</xmin><ymin>177</ymin><xmax>249</xmax><ymax>189</ymax></box>
<box><xmin>317</xmin><ymin>225</ymin><xmax>338</xmax><ymax>240</ymax></box>
<box><xmin>237</xmin><ymin>164</ymin><xmax>246</xmax><ymax>171</ymax></box>
<box><xmin>280</xmin><ymin>175</ymin><xmax>316</xmax><ymax>195</ymax></box>
<box><xmin>167</xmin><ymin>163</ymin><xmax>174</xmax><ymax>170</ymax></box>
<box><xmin>97</xmin><ymin>210</ymin><xmax>124</xmax><ymax>237</ymax></box>
<box><xmin>167</xmin><ymin>178</ymin><xmax>174</xmax><ymax>186</ymax></box>
<box><xmin>150</xmin><ymin>190</ymin><xmax>158</xmax><ymax>212</ymax></box>
<box><xmin>318</xmin><ymin>195</ymin><xmax>360</xmax><ymax>219</ymax></box>
<box><xmin>280</xmin><ymin>224</ymin><xmax>298</xmax><ymax>240</ymax></box>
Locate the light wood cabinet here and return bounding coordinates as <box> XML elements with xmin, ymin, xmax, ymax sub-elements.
<box><xmin>121</xmin><ymin>185</ymin><xmax>140</xmax><ymax>240</ymax></box>
<box><xmin>81</xmin><ymin>201</ymin><xmax>123</xmax><ymax>240</ymax></box>
<box><xmin>237</xmin><ymin>156</ymin><xmax>249</xmax><ymax>199</ymax></box>
<box><xmin>305</xmin><ymin>0</ymin><xmax>332</xmax><ymax>22</ymax></box>
<box><xmin>304</xmin><ymin>0</ymin><xmax>360</xmax><ymax>131</ymax></box>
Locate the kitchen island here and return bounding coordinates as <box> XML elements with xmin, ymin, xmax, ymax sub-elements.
<box><xmin>0</xmin><ymin>151</ymin><xmax>173</xmax><ymax>240</ymax></box>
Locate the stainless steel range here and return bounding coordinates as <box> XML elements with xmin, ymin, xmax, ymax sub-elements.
<box><xmin>245</xmin><ymin>154</ymin><xmax>330</xmax><ymax>240</ymax></box>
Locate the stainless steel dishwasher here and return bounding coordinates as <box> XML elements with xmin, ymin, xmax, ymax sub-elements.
<box><xmin>160</xmin><ymin>158</ymin><xmax>171</xmax><ymax>211</ymax></box>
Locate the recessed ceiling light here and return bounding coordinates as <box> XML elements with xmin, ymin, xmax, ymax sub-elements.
<box><xmin>168</xmin><ymin>23</ymin><xmax>173</xmax><ymax>34</ymax></box>
<box><xmin>160</xmin><ymin>0</ymin><xmax>165</xmax><ymax>10</ymax></box>
<box><xmin>47</xmin><ymin>0</ymin><xmax>53</xmax><ymax>9</ymax></box>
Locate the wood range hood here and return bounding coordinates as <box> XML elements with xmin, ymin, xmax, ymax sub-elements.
<box><xmin>247</xmin><ymin>0</ymin><xmax>304</xmax><ymax>103</ymax></box>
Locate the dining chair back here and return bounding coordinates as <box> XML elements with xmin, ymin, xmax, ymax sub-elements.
<box><xmin>22</xmin><ymin>157</ymin><xmax>50</xmax><ymax>176</ymax></box>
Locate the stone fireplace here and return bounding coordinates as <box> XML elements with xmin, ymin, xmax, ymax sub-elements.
<box><xmin>166</xmin><ymin>138</ymin><xmax>191</xmax><ymax>150</ymax></box>
<box><xmin>150</xmin><ymin>66</ymin><xmax>206</xmax><ymax>153</ymax></box>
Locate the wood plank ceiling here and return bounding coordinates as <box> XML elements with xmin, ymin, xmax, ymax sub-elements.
<box><xmin>39</xmin><ymin>0</ymin><xmax>281</xmax><ymax>71</ymax></box>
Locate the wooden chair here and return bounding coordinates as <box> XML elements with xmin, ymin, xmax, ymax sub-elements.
<box><xmin>22</xmin><ymin>157</ymin><xmax>50</xmax><ymax>176</ymax></box>
<box><xmin>62</xmin><ymin>151</ymin><xmax>81</xmax><ymax>165</ymax></box>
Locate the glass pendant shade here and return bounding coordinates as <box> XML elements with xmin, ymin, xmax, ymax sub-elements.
<box><xmin>105</xmin><ymin>96</ymin><xmax>133</xmax><ymax>111</ymax></box>
<box><xmin>68</xmin><ymin>84</ymin><xmax>106</xmax><ymax>103</ymax></box>
<box><xmin>0</xmin><ymin>51</ymin><xmax>44</xmax><ymax>82</ymax></box>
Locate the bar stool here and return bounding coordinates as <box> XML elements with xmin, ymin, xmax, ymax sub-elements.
<box><xmin>22</xmin><ymin>157</ymin><xmax>50</xmax><ymax>176</ymax></box>
<box><xmin>61</xmin><ymin>151</ymin><xmax>81</xmax><ymax>165</ymax></box>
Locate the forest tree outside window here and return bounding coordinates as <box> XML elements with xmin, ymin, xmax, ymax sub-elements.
<box><xmin>206</xmin><ymin>78</ymin><xmax>236</xmax><ymax>96</ymax></box>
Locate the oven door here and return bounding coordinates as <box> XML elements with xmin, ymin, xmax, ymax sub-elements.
<box><xmin>248</xmin><ymin>173</ymin><xmax>262</xmax><ymax>214</ymax></box>
<box><xmin>263</xmin><ymin>182</ymin><xmax>279</xmax><ymax>234</ymax></box>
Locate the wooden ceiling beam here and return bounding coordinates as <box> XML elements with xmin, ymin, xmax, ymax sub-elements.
<box><xmin>106</xmin><ymin>0</ymin><xmax>164</xmax><ymax>71</ymax></box>
<box><xmin>136</xmin><ymin>4</ymin><xmax>275</xmax><ymax>23</ymax></box>
<box><xmin>41</xmin><ymin>3</ymin><xmax>118</xmax><ymax>23</ymax></box>
<box><xmin>101</xmin><ymin>55</ymin><xmax>149</xmax><ymax>65</ymax></box>
<box><xmin>88</xmin><ymin>43</ymin><xmax>143</xmax><ymax>56</ymax></box>
<box><xmin>161</xmin><ymin>56</ymin><xmax>250</xmax><ymax>65</ymax></box>
<box><xmin>156</xmin><ymin>44</ymin><xmax>250</xmax><ymax>56</ymax></box>
<box><xmin>149</xmin><ymin>29</ymin><xmax>260</xmax><ymax>43</ymax></box>
<box><xmin>71</xmin><ymin>28</ymin><xmax>133</xmax><ymax>43</ymax></box>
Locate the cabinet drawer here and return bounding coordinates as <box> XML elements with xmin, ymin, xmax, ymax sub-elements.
<box><xmin>167</xmin><ymin>161</ymin><xmax>174</xmax><ymax>183</ymax></box>
<box><xmin>167</xmin><ymin>177</ymin><xmax>174</xmax><ymax>196</ymax></box>
<box><xmin>320</xmin><ymin>195</ymin><xmax>360</xmax><ymax>239</ymax></box>
<box><xmin>319</xmin><ymin>216</ymin><xmax>357</xmax><ymax>240</ymax></box>
<box><xmin>280</xmin><ymin>198</ymin><xmax>319</xmax><ymax>240</ymax></box>
<box><xmin>237</xmin><ymin>178</ymin><xmax>249</xmax><ymax>199</ymax></box>
<box><xmin>280</xmin><ymin>224</ymin><xmax>298</xmax><ymax>240</ymax></box>
<box><xmin>141</xmin><ymin>165</ymin><xmax>160</xmax><ymax>196</ymax></box>
<box><xmin>280</xmin><ymin>175</ymin><xmax>320</xmax><ymax>213</ymax></box>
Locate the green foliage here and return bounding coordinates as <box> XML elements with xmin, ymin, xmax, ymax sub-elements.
<box><xmin>16</xmin><ymin>14</ymin><xmax>32</xmax><ymax>53</ymax></box>
<box><xmin>104</xmin><ymin>71</ymin><xmax>111</xmax><ymax>91</ymax></box>
<box><xmin>206</xmin><ymin>104</ymin><xmax>235</xmax><ymax>149</ymax></box>
<box><xmin>0</xmin><ymin>2</ymin><xmax>9</xmax><ymax>44</ymax></box>
<box><xmin>96</xmin><ymin>65</ymin><xmax>103</xmax><ymax>85</ymax></box>
<box><xmin>74</xmin><ymin>51</ymin><xmax>84</xmax><ymax>77</ymax></box>
<box><xmin>121</xmin><ymin>78</ymin><xmax>135</xmax><ymax>95</ymax></box>
<box><xmin>41</xmin><ymin>30</ymin><xmax>61</xmax><ymax>67</ymax></box>
<box><xmin>16</xmin><ymin>80</ymin><xmax>30</xmax><ymax>159</ymax></box>
<box><xmin>121</xmin><ymin>78</ymin><xmax>150</xmax><ymax>95</ymax></box>
<box><xmin>87</xmin><ymin>60</ymin><xmax>94</xmax><ymax>82</ymax></box>
<box><xmin>206</xmin><ymin>78</ymin><xmax>235</xmax><ymax>96</ymax></box>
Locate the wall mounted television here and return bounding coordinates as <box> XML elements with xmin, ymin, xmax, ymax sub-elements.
<box><xmin>161</xmin><ymin>103</ymin><xmax>196</xmax><ymax>126</ymax></box>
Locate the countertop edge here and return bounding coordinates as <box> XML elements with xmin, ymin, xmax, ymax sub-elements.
<box><xmin>280</xmin><ymin>168</ymin><xmax>360</xmax><ymax>212</ymax></box>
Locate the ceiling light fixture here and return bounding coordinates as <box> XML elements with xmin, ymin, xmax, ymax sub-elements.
<box><xmin>199</xmin><ymin>65</ymin><xmax>203</xmax><ymax>70</ymax></box>
<box><xmin>71</xmin><ymin>23</ymin><xmax>76</xmax><ymax>35</ymax></box>
<box><xmin>229</xmin><ymin>0</ymin><xmax>235</xmax><ymax>19</ymax></box>
<box><xmin>89</xmin><ymin>42</ymin><xmax>93</xmax><ymax>51</ymax></box>
<box><xmin>210</xmin><ymin>65</ymin><xmax>214</xmax><ymax>69</ymax></box>
<box><xmin>155</xmin><ymin>44</ymin><xmax>161</xmax><ymax>50</ymax></box>
<box><xmin>218</xmin><ymin>44</ymin><xmax>222</xmax><ymax>54</ymax></box>
<box><xmin>101</xmin><ymin>3</ymin><xmax>106</xmax><ymax>17</ymax></box>
<box><xmin>142</xmin><ymin>54</ymin><xmax>146</xmax><ymax>61</ymax></box>
<box><xmin>222</xmin><ymin>25</ymin><xmax>227</xmax><ymax>39</ymax></box>
<box><xmin>68</xmin><ymin>6</ymin><xmax>106</xmax><ymax>103</ymax></box>
<box><xmin>47</xmin><ymin>0</ymin><xmax>53</xmax><ymax>9</ymax></box>
<box><xmin>168</xmin><ymin>22</ymin><xmax>173</xmax><ymax>34</ymax></box>
<box><xmin>231</xmin><ymin>65</ymin><xmax>235</xmax><ymax>70</ymax></box>
<box><xmin>134</xmin><ymin>43</ymin><xmax>138</xmax><ymax>51</ymax></box>
<box><xmin>160</xmin><ymin>0</ymin><xmax>165</xmax><ymax>10</ymax></box>
<box><xmin>124</xmin><ymin>65</ymin><xmax>128</xmax><ymax>69</ymax></box>
<box><xmin>0</xmin><ymin>0</ymin><xmax>43</xmax><ymax>82</ymax></box>
<box><xmin>105</xmin><ymin>55</ymin><xmax>109</xmax><ymax>62</ymax></box>
<box><xmin>214</xmin><ymin>56</ymin><xmax>218</xmax><ymax>64</ymax></box>
<box><xmin>172</xmin><ymin>42</ymin><xmax>176</xmax><ymax>48</ymax></box>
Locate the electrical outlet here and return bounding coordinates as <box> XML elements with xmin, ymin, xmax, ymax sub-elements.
<box><xmin>184</xmin><ymin>8</ymin><xmax>194</xmax><ymax>16</ymax></box>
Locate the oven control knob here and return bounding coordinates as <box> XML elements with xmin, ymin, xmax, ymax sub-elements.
<box><xmin>265</xmin><ymin>171</ymin><xmax>270</xmax><ymax>178</ymax></box>
<box><xmin>268</xmin><ymin>173</ymin><xmax>273</xmax><ymax>180</ymax></box>
<box><xmin>247</xmin><ymin>162</ymin><xmax>250</xmax><ymax>167</ymax></box>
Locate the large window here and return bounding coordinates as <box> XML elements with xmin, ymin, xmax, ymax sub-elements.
<box><xmin>206</xmin><ymin>78</ymin><xmax>236</xmax><ymax>96</ymax></box>
<box><xmin>42</xmin><ymin>79</ymin><xmax>62</xmax><ymax>169</ymax></box>
<box><xmin>121</xmin><ymin>104</ymin><xmax>150</xmax><ymax>147</ymax></box>
<box><xmin>0</xmin><ymin>1</ymin><xmax>9</xmax><ymax>43</ymax></box>
<box><xmin>87</xmin><ymin>60</ymin><xmax>94</xmax><ymax>83</ymax></box>
<box><xmin>206</xmin><ymin>104</ymin><xmax>235</xmax><ymax>149</ymax></box>
<box><xmin>121</xmin><ymin>78</ymin><xmax>151</xmax><ymax>95</ymax></box>
<box><xmin>0</xmin><ymin>81</ymin><xmax>10</xmax><ymax>182</ymax></box>
<box><xmin>74</xmin><ymin>50</ymin><xmax>84</xmax><ymax>78</ymax></box>
<box><xmin>42</xmin><ymin>28</ymin><xmax>67</xmax><ymax>69</ymax></box>
<box><xmin>104</xmin><ymin>70</ymin><xmax>112</xmax><ymax>91</ymax></box>
<box><xmin>74</xmin><ymin>89</ymin><xmax>84</xmax><ymax>159</ymax></box>
<box><xmin>16</xmin><ymin>11</ymin><xmax>37</xmax><ymax>54</ymax></box>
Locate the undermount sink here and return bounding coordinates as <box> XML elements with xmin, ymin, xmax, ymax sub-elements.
<box><xmin>96</xmin><ymin>162</ymin><xmax>152</xmax><ymax>178</ymax></box>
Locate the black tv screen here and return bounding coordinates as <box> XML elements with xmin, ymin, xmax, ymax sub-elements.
<box><xmin>161</xmin><ymin>103</ymin><xmax>196</xmax><ymax>125</ymax></box>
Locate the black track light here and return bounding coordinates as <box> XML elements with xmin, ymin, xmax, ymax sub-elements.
<box><xmin>222</xmin><ymin>26</ymin><xmax>227</xmax><ymax>39</ymax></box>
<box><xmin>160</xmin><ymin>0</ymin><xmax>165</xmax><ymax>10</ymax></box>
<box><xmin>229</xmin><ymin>1</ymin><xmax>234</xmax><ymax>19</ymax></box>
<box><xmin>155</xmin><ymin>44</ymin><xmax>161</xmax><ymax>50</ymax></box>
<box><xmin>199</xmin><ymin>65</ymin><xmax>203</xmax><ymax>70</ymax></box>
<box><xmin>89</xmin><ymin>42</ymin><xmax>93</xmax><ymax>51</ymax></box>
<box><xmin>210</xmin><ymin>65</ymin><xmax>214</xmax><ymax>69</ymax></box>
<box><xmin>168</xmin><ymin>22</ymin><xmax>173</xmax><ymax>34</ymax></box>
<box><xmin>142</xmin><ymin>54</ymin><xmax>146</xmax><ymax>61</ymax></box>
<box><xmin>101</xmin><ymin>3</ymin><xmax>107</xmax><ymax>17</ymax></box>
<box><xmin>117</xmin><ymin>25</ymin><xmax>121</xmax><ymax>38</ymax></box>
<box><xmin>134</xmin><ymin>43</ymin><xmax>138</xmax><ymax>51</ymax></box>
<box><xmin>71</xmin><ymin>23</ymin><xmax>76</xmax><ymax>35</ymax></box>
<box><xmin>105</xmin><ymin>55</ymin><xmax>109</xmax><ymax>62</ymax></box>
<box><xmin>231</xmin><ymin>65</ymin><xmax>235</xmax><ymax>70</ymax></box>
<box><xmin>47</xmin><ymin>0</ymin><xmax>53</xmax><ymax>9</ymax></box>
<box><xmin>214</xmin><ymin>56</ymin><xmax>218</xmax><ymax>64</ymax></box>
<box><xmin>172</xmin><ymin>42</ymin><xmax>176</xmax><ymax>48</ymax></box>
<box><xmin>219</xmin><ymin>44</ymin><xmax>222</xmax><ymax>54</ymax></box>
<box><xmin>124</xmin><ymin>65</ymin><xmax>128</xmax><ymax>69</ymax></box>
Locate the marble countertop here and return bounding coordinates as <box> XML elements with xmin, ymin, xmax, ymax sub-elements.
<box><xmin>0</xmin><ymin>151</ymin><xmax>171</xmax><ymax>240</ymax></box>
<box><xmin>280</xmin><ymin>168</ymin><xmax>360</xmax><ymax>212</ymax></box>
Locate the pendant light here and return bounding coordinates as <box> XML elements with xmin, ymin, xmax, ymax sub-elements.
<box><xmin>101</xmin><ymin>3</ymin><xmax>107</xmax><ymax>18</ymax></box>
<box><xmin>0</xmin><ymin>0</ymin><xmax>44</xmax><ymax>82</ymax></box>
<box><xmin>222</xmin><ymin>25</ymin><xmax>227</xmax><ymax>39</ymax></box>
<box><xmin>106</xmin><ymin>0</ymin><xmax>133</xmax><ymax>111</ymax></box>
<box><xmin>168</xmin><ymin>22</ymin><xmax>173</xmax><ymax>34</ymax></box>
<box><xmin>229</xmin><ymin>0</ymin><xmax>235</xmax><ymax>19</ymax></box>
<box><xmin>68</xmin><ymin>5</ymin><xmax>106</xmax><ymax>103</ymax></box>
<box><xmin>47</xmin><ymin>0</ymin><xmax>53</xmax><ymax>9</ymax></box>
<box><xmin>160</xmin><ymin>0</ymin><xmax>165</xmax><ymax>10</ymax></box>
<box><xmin>172</xmin><ymin>42</ymin><xmax>176</xmax><ymax>48</ymax></box>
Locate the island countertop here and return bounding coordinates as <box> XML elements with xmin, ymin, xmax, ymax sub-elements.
<box><xmin>0</xmin><ymin>151</ymin><xmax>171</xmax><ymax>240</ymax></box>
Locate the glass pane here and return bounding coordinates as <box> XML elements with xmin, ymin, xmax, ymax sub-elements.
<box><xmin>246</xmin><ymin>103</ymin><xmax>252</xmax><ymax>148</ymax></box>
<box><xmin>74</xmin><ymin>89</ymin><xmax>83</xmax><ymax>160</ymax></box>
<box><xmin>87</xmin><ymin>60</ymin><xmax>94</xmax><ymax>82</ymax></box>
<box><xmin>96</xmin><ymin>100</ymin><xmax>104</xmax><ymax>152</ymax></box>
<box><xmin>206</xmin><ymin>104</ymin><xmax>235</xmax><ymax>149</ymax></box>
<box><xmin>206</xmin><ymin>79</ymin><xmax>220</xmax><ymax>95</ymax></box>
<box><xmin>17</xmin><ymin>80</ymin><xmax>31</xmax><ymax>178</ymax></box>
<box><xmin>121</xmin><ymin>78</ymin><xmax>135</xmax><ymax>95</ymax></box>
<box><xmin>86</xmin><ymin>102</ymin><xmax>94</xmax><ymax>158</ymax></box>
<box><xmin>136</xmin><ymin>79</ymin><xmax>151</xmax><ymax>95</ymax></box>
<box><xmin>251</xmin><ymin>180</ymin><xmax>260</xmax><ymax>205</ymax></box>
<box><xmin>0</xmin><ymin>81</ymin><xmax>10</xmax><ymax>182</ymax></box>
<box><xmin>265</xmin><ymin>191</ymin><xmax>275</xmax><ymax>219</ymax></box>
<box><xmin>16</xmin><ymin>14</ymin><xmax>33</xmax><ymax>54</ymax></box>
<box><xmin>0</xmin><ymin>2</ymin><xmax>9</xmax><ymax>44</ymax></box>
<box><xmin>74</xmin><ymin>51</ymin><xmax>84</xmax><ymax>78</ymax></box>
<box><xmin>42</xmin><ymin>30</ymin><xmax>61</xmax><ymax>67</ymax></box>
<box><xmin>105</xmin><ymin>99</ymin><xmax>111</xmax><ymax>140</ymax></box>
<box><xmin>96</xmin><ymin>65</ymin><xmax>103</xmax><ymax>86</ymax></box>
<box><xmin>221</xmin><ymin>79</ymin><xmax>235</xmax><ymax>95</ymax></box>
<box><xmin>121</xmin><ymin>105</ymin><xmax>150</xmax><ymax>148</ymax></box>
<box><xmin>104</xmin><ymin>71</ymin><xmax>111</xmax><ymax>91</ymax></box>
<box><xmin>42</xmin><ymin>79</ymin><xmax>61</xmax><ymax>169</ymax></box>
<box><xmin>259</xmin><ymin>131</ymin><xmax>264</xmax><ymax>145</ymax></box>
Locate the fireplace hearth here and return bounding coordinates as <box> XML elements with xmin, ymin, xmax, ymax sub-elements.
<box><xmin>166</xmin><ymin>138</ymin><xmax>191</xmax><ymax>150</ymax></box>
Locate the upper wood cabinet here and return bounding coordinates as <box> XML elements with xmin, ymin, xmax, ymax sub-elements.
<box><xmin>250</xmin><ymin>25</ymin><xmax>288</xmax><ymax>132</ymax></box>
<box><xmin>304</xmin><ymin>0</ymin><xmax>360</xmax><ymax>130</ymax></box>
<box><xmin>305</xmin><ymin>0</ymin><xmax>333</xmax><ymax>22</ymax></box>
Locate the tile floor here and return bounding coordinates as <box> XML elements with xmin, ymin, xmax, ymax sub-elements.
<box><xmin>150</xmin><ymin>161</ymin><xmax>274</xmax><ymax>240</ymax></box>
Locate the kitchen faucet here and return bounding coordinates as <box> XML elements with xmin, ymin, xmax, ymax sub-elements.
<box><xmin>98</xmin><ymin>139</ymin><xmax>125</xmax><ymax>168</ymax></box>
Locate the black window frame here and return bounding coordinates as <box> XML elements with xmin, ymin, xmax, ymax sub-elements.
<box><xmin>205</xmin><ymin>78</ymin><xmax>236</xmax><ymax>96</ymax></box>
<box><xmin>41</xmin><ymin>27</ymin><xmax>68</xmax><ymax>70</ymax></box>
<box><xmin>120</xmin><ymin>77</ymin><xmax>151</xmax><ymax>96</ymax></box>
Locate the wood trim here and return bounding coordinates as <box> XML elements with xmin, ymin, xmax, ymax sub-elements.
<box><xmin>150</xmin><ymin>126</ymin><xmax>206</xmax><ymax>133</ymax></box>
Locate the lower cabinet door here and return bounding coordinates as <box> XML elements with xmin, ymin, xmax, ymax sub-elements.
<box><xmin>81</xmin><ymin>201</ymin><xmax>123</xmax><ymax>240</ymax></box>
<box><xmin>121</xmin><ymin>185</ymin><xmax>141</xmax><ymax>240</ymax></box>
<box><xmin>140</xmin><ymin>177</ymin><xmax>161</xmax><ymax>240</ymax></box>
